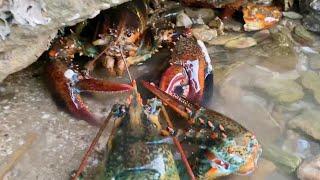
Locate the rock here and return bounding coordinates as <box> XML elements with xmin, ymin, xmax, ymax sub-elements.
<box><xmin>0</xmin><ymin>0</ymin><xmax>129</xmax><ymax>82</ymax></box>
<box><xmin>192</xmin><ymin>25</ymin><xmax>217</xmax><ymax>43</ymax></box>
<box><xmin>288</xmin><ymin>109</ymin><xmax>320</xmax><ymax>141</ymax></box>
<box><xmin>184</xmin><ymin>8</ymin><xmax>215</xmax><ymax>24</ymax></box>
<box><xmin>297</xmin><ymin>155</ymin><xmax>320</xmax><ymax>180</ymax></box>
<box><xmin>176</xmin><ymin>11</ymin><xmax>193</xmax><ymax>28</ymax></box>
<box><xmin>252</xmin><ymin>0</ymin><xmax>273</xmax><ymax>5</ymax></box>
<box><xmin>282</xmin><ymin>11</ymin><xmax>303</xmax><ymax>20</ymax></box>
<box><xmin>208</xmin><ymin>17</ymin><xmax>224</xmax><ymax>35</ymax></box>
<box><xmin>252</xmin><ymin>29</ymin><xmax>270</xmax><ymax>42</ymax></box>
<box><xmin>263</xmin><ymin>144</ymin><xmax>302</xmax><ymax>174</ymax></box>
<box><xmin>254</xmin><ymin>78</ymin><xmax>304</xmax><ymax>103</ymax></box>
<box><xmin>224</xmin><ymin>37</ymin><xmax>257</xmax><ymax>49</ymax></box>
<box><xmin>300</xmin><ymin>71</ymin><xmax>320</xmax><ymax>104</ymax></box>
<box><xmin>207</xmin><ymin>33</ymin><xmax>243</xmax><ymax>45</ymax></box>
<box><xmin>292</xmin><ymin>25</ymin><xmax>315</xmax><ymax>46</ymax></box>
<box><xmin>243</xmin><ymin>4</ymin><xmax>282</xmax><ymax>31</ymax></box>
<box><xmin>308</xmin><ymin>53</ymin><xmax>320</xmax><ymax>70</ymax></box>
<box><xmin>222</xmin><ymin>19</ymin><xmax>242</xmax><ymax>32</ymax></box>
<box><xmin>302</xmin><ymin>14</ymin><xmax>320</xmax><ymax>33</ymax></box>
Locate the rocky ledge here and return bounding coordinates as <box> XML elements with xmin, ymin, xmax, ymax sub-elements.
<box><xmin>0</xmin><ymin>0</ymin><xmax>129</xmax><ymax>82</ymax></box>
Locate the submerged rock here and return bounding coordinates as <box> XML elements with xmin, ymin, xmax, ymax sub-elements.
<box><xmin>292</xmin><ymin>25</ymin><xmax>315</xmax><ymax>46</ymax></box>
<box><xmin>300</xmin><ymin>71</ymin><xmax>320</xmax><ymax>104</ymax></box>
<box><xmin>297</xmin><ymin>155</ymin><xmax>320</xmax><ymax>180</ymax></box>
<box><xmin>308</xmin><ymin>53</ymin><xmax>320</xmax><ymax>70</ymax></box>
<box><xmin>224</xmin><ymin>37</ymin><xmax>257</xmax><ymax>49</ymax></box>
<box><xmin>207</xmin><ymin>33</ymin><xmax>243</xmax><ymax>45</ymax></box>
<box><xmin>254</xmin><ymin>78</ymin><xmax>304</xmax><ymax>103</ymax></box>
<box><xmin>263</xmin><ymin>144</ymin><xmax>302</xmax><ymax>174</ymax></box>
<box><xmin>252</xmin><ymin>29</ymin><xmax>270</xmax><ymax>42</ymax></box>
<box><xmin>288</xmin><ymin>109</ymin><xmax>320</xmax><ymax>141</ymax></box>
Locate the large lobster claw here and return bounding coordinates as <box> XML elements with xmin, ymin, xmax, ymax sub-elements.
<box><xmin>46</xmin><ymin>61</ymin><xmax>132</xmax><ymax>126</ymax></box>
<box><xmin>141</xmin><ymin>80</ymin><xmax>262</xmax><ymax>179</ymax></box>
<box><xmin>159</xmin><ymin>36</ymin><xmax>213</xmax><ymax>104</ymax></box>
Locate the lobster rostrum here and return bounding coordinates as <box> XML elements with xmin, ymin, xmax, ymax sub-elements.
<box><xmin>142</xmin><ymin>81</ymin><xmax>262</xmax><ymax>179</ymax></box>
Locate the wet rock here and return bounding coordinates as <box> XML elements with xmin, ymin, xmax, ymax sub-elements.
<box><xmin>224</xmin><ymin>37</ymin><xmax>257</xmax><ymax>49</ymax></box>
<box><xmin>282</xmin><ymin>11</ymin><xmax>303</xmax><ymax>20</ymax></box>
<box><xmin>176</xmin><ymin>11</ymin><xmax>193</xmax><ymax>28</ymax></box>
<box><xmin>282</xmin><ymin>130</ymin><xmax>313</xmax><ymax>159</ymax></box>
<box><xmin>249</xmin><ymin>159</ymin><xmax>276</xmax><ymax>179</ymax></box>
<box><xmin>184</xmin><ymin>8</ymin><xmax>215</xmax><ymax>24</ymax></box>
<box><xmin>222</xmin><ymin>19</ymin><xmax>242</xmax><ymax>32</ymax></box>
<box><xmin>254</xmin><ymin>78</ymin><xmax>304</xmax><ymax>103</ymax></box>
<box><xmin>288</xmin><ymin>109</ymin><xmax>320</xmax><ymax>141</ymax></box>
<box><xmin>308</xmin><ymin>53</ymin><xmax>320</xmax><ymax>70</ymax></box>
<box><xmin>300</xmin><ymin>71</ymin><xmax>320</xmax><ymax>104</ymax></box>
<box><xmin>292</xmin><ymin>25</ymin><xmax>315</xmax><ymax>46</ymax></box>
<box><xmin>252</xmin><ymin>0</ymin><xmax>273</xmax><ymax>5</ymax></box>
<box><xmin>297</xmin><ymin>155</ymin><xmax>320</xmax><ymax>180</ymax></box>
<box><xmin>0</xmin><ymin>0</ymin><xmax>129</xmax><ymax>82</ymax></box>
<box><xmin>191</xmin><ymin>25</ymin><xmax>217</xmax><ymax>43</ymax></box>
<box><xmin>207</xmin><ymin>33</ymin><xmax>243</xmax><ymax>45</ymax></box>
<box><xmin>208</xmin><ymin>17</ymin><xmax>224</xmax><ymax>35</ymax></box>
<box><xmin>263</xmin><ymin>144</ymin><xmax>302</xmax><ymax>174</ymax></box>
<box><xmin>252</xmin><ymin>29</ymin><xmax>270</xmax><ymax>42</ymax></box>
<box><xmin>302</xmin><ymin>14</ymin><xmax>320</xmax><ymax>33</ymax></box>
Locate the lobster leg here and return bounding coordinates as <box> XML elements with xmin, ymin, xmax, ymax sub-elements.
<box><xmin>46</xmin><ymin>61</ymin><xmax>132</xmax><ymax>126</ymax></box>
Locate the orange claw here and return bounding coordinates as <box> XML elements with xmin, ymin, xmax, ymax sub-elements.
<box><xmin>45</xmin><ymin>61</ymin><xmax>132</xmax><ymax>126</ymax></box>
<box><xmin>159</xmin><ymin>36</ymin><xmax>211</xmax><ymax>104</ymax></box>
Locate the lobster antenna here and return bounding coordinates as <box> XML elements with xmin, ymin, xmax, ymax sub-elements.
<box><xmin>120</xmin><ymin>46</ymin><xmax>133</xmax><ymax>83</ymax></box>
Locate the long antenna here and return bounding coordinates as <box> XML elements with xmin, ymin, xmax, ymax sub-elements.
<box><xmin>119</xmin><ymin>46</ymin><xmax>133</xmax><ymax>83</ymax></box>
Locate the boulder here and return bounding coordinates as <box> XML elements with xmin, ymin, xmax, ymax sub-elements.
<box><xmin>0</xmin><ymin>0</ymin><xmax>129</xmax><ymax>82</ymax></box>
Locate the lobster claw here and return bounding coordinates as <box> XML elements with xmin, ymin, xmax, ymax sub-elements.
<box><xmin>142</xmin><ymin>80</ymin><xmax>199</xmax><ymax>121</ymax></box>
<box><xmin>141</xmin><ymin>80</ymin><xmax>262</xmax><ymax>179</ymax></box>
<box><xmin>46</xmin><ymin>61</ymin><xmax>132</xmax><ymax>126</ymax></box>
<box><xmin>159</xmin><ymin>36</ymin><xmax>213</xmax><ymax>104</ymax></box>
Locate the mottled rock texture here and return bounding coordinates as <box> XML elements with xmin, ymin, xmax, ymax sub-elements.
<box><xmin>0</xmin><ymin>0</ymin><xmax>129</xmax><ymax>82</ymax></box>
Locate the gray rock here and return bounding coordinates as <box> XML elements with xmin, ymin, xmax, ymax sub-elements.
<box><xmin>0</xmin><ymin>0</ymin><xmax>129</xmax><ymax>82</ymax></box>
<box><xmin>300</xmin><ymin>71</ymin><xmax>320</xmax><ymax>104</ymax></box>
<box><xmin>282</xmin><ymin>11</ymin><xmax>303</xmax><ymax>20</ymax></box>
<box><xmin>263</xmin><ymin>144</ymin><xmax>302</xmax><ymax>174</ymax></box>
<box><xmin>308</xmin><ymin>53</ymin><xmax>320</xmax><ymax>70</ymax></box>
<box><xmin>223</xmin><ymin>19</ymin><xmax>242</xmax><ymax>32</ymax></box>
<box><xmin>192</xmin><ymin>25</ymin><xmax>217</xmax><ymax>43</ymax></box>
<box><xmin>288</xmin><ymin>109</ymin><xmax>320</xmax><ymax>141</ymax></box>
<box><xmin>207</xmin><ymin>33</ymin><xmax>243</xmax><ymax>45</ymax></box>
<box><xmin>254</xmin><ymin>78</ymin><xmax>304</xmax><ymax>103</ymax></box>
<box><xmin>224</xmin><ymin>37</ymin><xmax>257</xmax><ymax>49</ymax></box>
<box><xmin>297</xmin><ymin>155</ymin><xmax>320</xmax><ymax>180</ymax></box>
<box><xmin>184</xmin><ymin>8</ymin><xmax>215</xmax><ymax>24</ymax></box>
<box><xmin>176</xmin><ymin>11</ymin><xmax>193</xmax><ymax>27</ymax></box>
